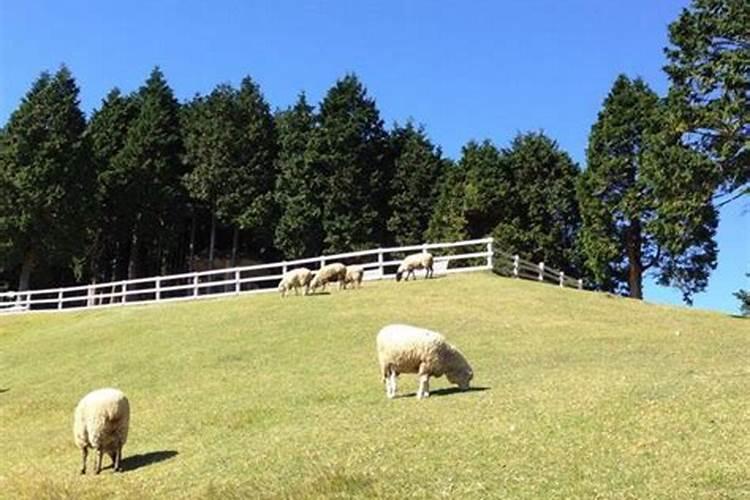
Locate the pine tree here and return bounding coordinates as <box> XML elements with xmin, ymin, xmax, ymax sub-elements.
<box><xmin>664</xmin><ymin>0</ymin><xmax>749</xmax><ymax>198</ymax></box>
<box><xmin>387</xmin><ymin>123</ymin><xmax>446</xmax><ymax>246</ymax></box>
<box><xmin>0</xmin><ymin>66</ymin><xmax>95</xmax><ymax>290</ymax></box>
<box><xmin>309</xmin><ymin>74</ymin><xmax>391</xmax><ymax>253</ymax></box>
<box><xmin>424</xmin><ymin>162</ymin><xmax>469</xmax><ymax>243</ymax></box>
<box><xmin>183</xmin><ymin>84</ymin><xmax>243</xmax><ymax>267</ymax></box>
<box><xmin>493</xmin><ymin>132</ymin><xmax>582</xmax><ymax>275</ymax></box>
<box><xmin>113</xmin><ymin>67</ymin><xmax>185</xmax><ymax>278</ymax></box>
<box><xmin>273</xmin><ymin>93</ymin><xmax>324</xmax><ymax>258</ymax></box>
<box><xmin>87</xmin><ymin>88</ymin><xmax>140</xmax><ymax>281</ymax></box>
<box><xmin>578</xmin><ymin>75</ymin><xmax>718</xmax><ymax>302</ymax></box>
<box><xmin>231</xmin><ymin>76</ymin><xmax>278</xmax><ymax>260</ymax></box>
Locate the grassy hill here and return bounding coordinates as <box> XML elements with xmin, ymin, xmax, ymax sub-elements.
<box><xmin>0</xmin><ymin>272</ymin><xmax>748</xmax><ymax>499</ymax></box>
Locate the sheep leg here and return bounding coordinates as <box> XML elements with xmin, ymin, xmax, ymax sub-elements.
<box><xmin>114</xmin><ymin>446</ymin><xmax>122</xmax><ymax>472</ymax></box>
<box><xmin>80</xmin><ymin>446</ymin><xmax>88</xmax><ymax>474</ymax></box>
<box><xmin>417</xmin><ymin>364</ymin><xmax>431</xmax><ymax>399</ymax></box>
<box><xmin>387</xmin><ymin>370</ymin><xmax>398</xmax><ymax>399</ymax></box>
<box><xmin>95</xmin><ymin>449</ymin><xmax>103</xmax><ymax>475</ymax></box>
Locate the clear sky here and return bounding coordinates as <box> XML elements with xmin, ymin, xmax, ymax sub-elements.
<box><xmin>1</xmin><ymin>0</ymin><xmax>747</xmax><ymax>314</ymax></box>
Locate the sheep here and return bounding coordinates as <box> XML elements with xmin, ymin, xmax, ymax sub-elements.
<box><xmin>278</xmin><ymin>267</ymin><xmax>313</xmax><ymax>297</ymax></box>
<box><xmin>343</xmin><ymin>265</ymin><xmax>364</xmax><ymax>289</ymax></box>
<box><xmin>395</xmin><ymin>252</ymin><xmax>434</xmax><ymax>282</ymax></box>
<box><xmin>309</xmin><ymin>263</ymin><xmax>347</xmax><ymax>293</ymax></box>
<box><xmin>376</xmin><ymin>324</ymin><xmax>473</xmax><ymax>399</ymax></box>
<box><xmin>73</xmin><ymin>388</ymin><xmax>130</xmax><ymax>474</ymax></box>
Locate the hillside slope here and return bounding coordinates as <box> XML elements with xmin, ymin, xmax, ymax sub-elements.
<box><xmin>0</xmin><ymin>272</ymin><xmax>748</xmax><ymax>499</ymax></box>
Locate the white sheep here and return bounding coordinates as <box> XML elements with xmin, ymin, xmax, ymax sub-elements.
<box><xmin>309</xmin><ymin>263</ymin><xmax>347</xmax><ymax>293</ymax></box>
<box><xmin>73</xmin><ymin>388</ymin><xmax>130</xmax><ymax>474</ymax></box>
<box><xmin>376</xmin><ymin>324</ymin><xmax>473</xmax><ymax>399</ymax></box>
<box><xmin>278</xmin><ymin>267</ymin><xmax>313</xmax><ymax>297</ymax></box>
<box><xmin>343</xmin><ymin>265</ymin><xmax>364</xmax><ymax>289</ymax></box>
<box><xmin>395</xmin><ymin>252</ymin><xmax>434</xmax><ymax>282</ymax></box>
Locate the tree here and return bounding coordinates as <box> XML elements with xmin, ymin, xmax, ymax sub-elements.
<box><xmin>309</xmin><ymin>74</ymin><xmax>391</xmax><ymax>253</ymax></box>
<box><xmin>578</xmin><ymin>75</ymin><xmax>718</xmax><ymax>302</ymax></box>
<box><xmin>87</xmin><ymin>88</ymin><xmax>140</xmax><ymax>281</ymax></box>
<box><xmin>734</xmin><ymin>275</ymin><xmax>750</xmax><ymax>316</ymax></box>
<box><xmin>387</xmin><ymin>123</ymin><xmax>446</xmax><ymax>246</ymax></box>
<box><xmin>231</xmin><ymin>76</ymin><xmax>278</xmax><ymax>261</ymax></box>
<box><xmin>273</xmin><ymin>93</ymin><xmax>324</xmax><ymax>258</ymax></box>
<box><xmin>0</xmin><ymin>66</ymin><xmax>95</xmax><ymax>290</ymax></box>
<box><xmin>183</xmin><ymin>84</ymin><xmax>243</xmax><ymax>267</ymax></box>
<box><xmin>113</xmin><ymin>67</ymin><xmax>185</xmax><ymax>278</ymax></box>
<box><xmin>664</xmin><ymin>0</ymin><xmax>749</xmax><ymax>199</ymax></box>
<box><xmin>493</xmin><ymin>132</ymin><xmax>582</xmax><ymax>275</ymax></box>
<box><xmin>424</xmin><ymin>162</ymin><xmax>469</xmax><ymax>243</ymax></box>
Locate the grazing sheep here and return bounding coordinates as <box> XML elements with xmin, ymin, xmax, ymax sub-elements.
<box><xmin>309</xmin><ymin>263</ymin><xmax>347</xmax><ymax>293</ymax></box>
<box><xmin>343</xmin><ymin>265</ymin><xmax>364</xmax><ymax>289</ymax></box>
<box><xmin>73</xmin><ymin>388</ymin><xmax>130</xmax><ymax>474</ymax></box>
<box><xmin>278</xmin><ymin>267</ymin><xmax>313</xmax><ymax>297</ymax></box>
<box><xmin>395</xmin><ymin>252</ymin><xmax>434</xmax><ymax>282</ymax></box>
<box><xmin>376</xmin><ymin>324</ymin><xmax>473</xmax><ymax>399</ymax></box>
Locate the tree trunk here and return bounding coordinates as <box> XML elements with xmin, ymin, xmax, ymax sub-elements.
<box><xmin>127</xmin><ymin>229</ymin><xmax>140</xmax><ymax>281</ymax></box>
<box><xmin>208</xmin><ymin>211</ymin><xmax>216</xmax><ymax>270</ymax></box>
<box><xmin>231</xmin><ymin>226</ymin><xmax>239</xmax><ymax>267</ymax></box>
<box><xmin>188</xmin><ymin>212</ymin><xmax>197</xmax><ymax>271</ymax></box>
<box><xmin>626</xmin><ymin>218</ymin><xmax>643</xmax><ymax>300</ymax></box>
<box><xmin>18</xmin><ymin>250</ymin><xmax>34</xmax><ymax>291</ymax></box>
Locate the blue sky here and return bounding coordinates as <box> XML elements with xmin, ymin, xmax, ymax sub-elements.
<box><xmin>1</xmin><ymin>0</ymin><xmax>747</xmax><ymax>313</ymax></box>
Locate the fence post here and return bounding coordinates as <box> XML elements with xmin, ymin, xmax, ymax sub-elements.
<box><xmin>578</xmin><ymin>279</ymin><xmax>583</xmax><ymax>290</ymax></box>
<box><xmin>235</xmin><ymin>270</ymin><xmax>241</xmax><ymax>294</ymax></box>
<box><xmin>422</xmin><ymin>243</ymin><xmax>428</xmax><ymax>254</ymax></box>
<box><xmin>121</xmin><ymin>283</ymin><xmax>127</xmax><ymax>305</ymax></box>
<box><xmin>155</xmin><ymin>277</ymin><xmax>161</xmax><ymax>301</ymax></box>
<box><xmin>57</xmin><ymin>289</ymin><xmax>63</xmax><ymax>310</ymax></box>
<box><xmin>282</xmin><ymin>261</ymin><xmax>288</xmax><ymax>275</ymax></box>
<box><xmin>193</xmin><ymin>275</ymin><xmax>199</xmax><ymax>297</ymax></box>
<box><xmin>538</xmin><ymin>262</ymin><xmax>545</xmax><ymax>281</ymax></box>
<box><xmin>87</xmin><ymin>284</ymin><xmax>95</xmax><ymax>307</ymax></box>
<box><xmin>320</xmin><ymin>256</ymin><xmax>326</xmax><ymax>268</ymax></box>
<box><xmin>486</xmin><ymin>239</ymin><xmax>493</xmax><ymax>269</ymax></box>
<box><xmin>559</xmin><ymin>271</ymin><xmax>565</xmax><ymax>288</ymax></box>
<box><xmin>513</xmin><ymin>255</ymin><xmax>519</xmax><ymax>278</ymax></box>
<box><xmin>378</xmin><ymin>249</ymin><xmax>384</xmax><ymax>278</ymax></box>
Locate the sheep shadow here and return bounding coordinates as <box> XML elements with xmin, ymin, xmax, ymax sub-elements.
<box><xmin>399</xmin><ymin>386</ymin><xmax>490</xmax><ymax>399</ymax></box>
<box><xmin>119</xmin><ymin>450</ymin><xmax>178</xmax><ymax>472</ymax></box>
<box><xmin>0</xmin><ymin>388</ymin><xmax>9</xmax><ymax>394</ymax></box>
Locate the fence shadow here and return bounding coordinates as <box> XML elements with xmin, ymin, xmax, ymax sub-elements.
<box><xmin>120</xmin><ymin>450</ymin><xmax>178</xmax><ymax>472</ymax></box>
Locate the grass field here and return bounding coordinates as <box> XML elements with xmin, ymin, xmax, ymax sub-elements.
<box><xmin>0</xmin><ymin>272</ymin><xmax>748</xmax><ymax>499</ymax></box>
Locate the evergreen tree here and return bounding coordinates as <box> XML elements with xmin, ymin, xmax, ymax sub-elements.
<box><xmin>427</xmin><ymin>140</ymin><xmax>511</xmax><ymax>242</ymax></box>
<box><xmin>664</xmin><ymin>0</ymin><xmax>749</xmax><ymax>198</ymax></box>
<box><xmin>183</xmin><ymin>84</ymin><xmax>243</xmax><ymax>266</ymax></box>
<box><xmin>387</xmin><ymin>123</ymin><xmax>446</xmax><ymax>246</ymax></box>
<box><xmin>87</xmin><ymin>88</ymin><xmax>140</xmax><ymax>281</ymax></box>
<box><xmin>424</xmin><ymin>162</ymin><xmax>469</xmax><ymax>243</ymax></box>
<box><xmin>113</xmin><ymin>67</ymin><xmax>185</xmax><ymax>278</ymax></box>
<box><xmin>734</xmin><ymin>275</ymin><xmax>750</xmax><ymax>316</ymax></box>
<box><xmin>578</xmin><ymin>75</ymin><xmax>718</xmax><ymax>302</ymax></box>
<box><xmin>493</xmin><ymin>132</ymin><xmax>582</xmax><ymax>275</ymax></box>
<box><xmin>273</xmin><ymin>93</ymin><xmax>324</xmax><ymax>258</ymax></box>
<box><xmin>309</xmin><ymin>74</ymin><xmax>391</xmax><ymax>253</ymax></box>
<box><xmin>232</xmin><ymin>76</ymin><xmax>278</xmax><ymax>260</ymax></box>
<box><xmin>0</xmin><ymin>67</ymin><xmax>95</xmax><ymax>290</ymax></box>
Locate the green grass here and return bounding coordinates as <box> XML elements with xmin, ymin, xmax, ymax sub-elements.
<box><xmin>0</xmin><ymin>272</ymin><xmax>748</xmax><ymax>499</ymax></box>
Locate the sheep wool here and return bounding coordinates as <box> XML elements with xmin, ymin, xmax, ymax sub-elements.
<box><xmin>376</xmin><ymin>324</ymin><xmax>473</xmax><ymax>399</ymax></box>
<box><xmin>73</xmin><ymin>388</ymin><xmax>130</xmax><ymax>474</ymax></box>
<box><xmin>343</xmin><ymin>265</ymin><xmax>364</xmax><ymax>289</ymax></box>
<box><xmin>396</xmin><ymin>252</ymin><xmax>434</xmax><ymax>282</ymax></box>
<box><xmin>309</xmin><ymin>263</ymin><xmax>347</xmax><ymax>292</ymax></box>
<box><xmin>278</xmin><ymin>267</ymin><xmax>313</xmax><ymax>297</ymax></box>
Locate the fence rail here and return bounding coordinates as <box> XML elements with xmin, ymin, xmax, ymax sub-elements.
<box><xmin>0</xmin><ymin>237</ymin><xmax>582</xmax><ymax>315</ymax></box>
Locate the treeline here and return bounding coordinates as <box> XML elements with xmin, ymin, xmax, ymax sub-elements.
<box><xmin>0</xmin><ymin>68</ymin><xmax>585</xmax><ymax>291</ymax></box>
<box><xmin>0</xmin><ymin>0</ymin><xmax>746</xmax><ymax>304</ymax></box>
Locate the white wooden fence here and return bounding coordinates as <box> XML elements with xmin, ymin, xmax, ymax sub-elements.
<box><xmin>0</xmin><ymin>237</ymin><xmax>582</xmax><ymax>315</ymax></box>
